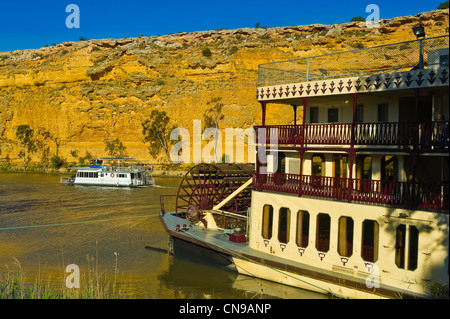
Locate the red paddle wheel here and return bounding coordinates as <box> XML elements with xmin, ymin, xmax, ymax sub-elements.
<box><xmin>175</xmin><ymin>163</ymin><xmax>254</xmax><ymax>217</ymax></box>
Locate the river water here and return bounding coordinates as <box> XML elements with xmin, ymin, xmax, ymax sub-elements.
<box><xmin>0</xmin><ymin>172</ymin><xmax>324</xmax><ymax>299</ymax></box>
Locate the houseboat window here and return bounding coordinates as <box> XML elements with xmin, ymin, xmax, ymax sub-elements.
<box><xmin>381</xmin><ymin>156</ymin><xmax>398</xmax><ymax>183</ymax></box>
<box><xmin>277</xmin><ymin>153</ymin><xmax>286</xmax><ymax>174</ymax></box>
<box><xmin>117</xmin><ymin>173</ymin><xmax>127</xmax><ymax>178</ymax></box>
<box><xmin>338</xmin><ymin>216</ymin><xmax>354</xmax><ymax>257</ymax></box>
<box><xmin>278</xmin><ymin>207</ymin><xmax>291</xmax><ymax>244</ymax></box>
<box><xmin>262</xmin><ymin>205</ymin><xmax>274</xmax><ymax>240</ymax></box>
<box><xmin>395</xmin><ymin>224</ymin><xmax>419</xmax><ymax>270</ymax></box>
<box><xmin>355</xmin><ymin>104</ymin><xmax>364</xmax><ymax>123</ymax></box>
<box><xmin>312</xmin><ymin>154</ymin><xmax>325</xmax><ymax>177</ymax></box>
<box><xmin>296</xmin><ymin>210</ymin><xmax>310</xmax><ymax>248</ymax></box>
<box><xmin>310</xmin><ymin>107</ymin><xmax>319</xmax><ymax>123</ymax></box>
<box><xmin>408</xmin><ymin>226</ymin><xmax>419</xmax><ymax>271</ymax></box>
<box><xmin>361</xmin><ymin>220</ymin><xmax>379</xmax><ymax>262</ymax></box>
<box><xmin>395</xmin><ymin>224</ymin><xmax>406</xmax><ymax>268</ymax></box>
<box><xmin>377</xmin><ymin>103</ymin><xmax>389</xmax><ymax>122</ymax></box>
<box><xmin>327</xmin><ymin>108</ymin><xmax>339</xmax><ymax>123</ymax></box>
<box><xmin>333</xmin><ymin>154</ymin><xmax>348</xmax><ymax>179</ymax></box>
<box><xmin>356</xmin><ymin>155</ymin><xmax>372</xmax><ymax>192</ymax></box>
<box><xmin>316</xmin><ymin>213</ymin><xmax>330</xmax><ymax>252</ymax></box>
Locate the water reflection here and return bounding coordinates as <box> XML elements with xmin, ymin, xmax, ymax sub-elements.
<box><xmin>0</xmin><ymin>172</ymin><xmax>324</xmax><ymax>299</ymax></box>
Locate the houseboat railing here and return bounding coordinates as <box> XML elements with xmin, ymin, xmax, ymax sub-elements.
<box><xmin>254</xmin><ymin>121</ymin><xmax>449</xmax><ymax>149</ymax></box>
<box><xmin>254</xmin><ymin>173</ymin><xmax>449</xmax><ymax>211</ymax></box>
<box><xmin>258</xmin><ymin>35</ymin><xmax>449</xmax><ymax>86</ymax></box>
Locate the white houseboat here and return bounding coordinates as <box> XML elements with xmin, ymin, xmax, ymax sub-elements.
<box><xmin>60</xmin><ymin>158</ymin><xmax>154</xmax><ymax>187</ymax></box>
<box><xmin>159</xmin><ymin>32</ymin><xmax>448</xmax><ymax>298</ymax></box>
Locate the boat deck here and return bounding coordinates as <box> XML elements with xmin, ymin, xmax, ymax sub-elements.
<box><xmin>160</xmin><ymin>211</ymin><xmax>381</xmax><ymax>298</ymax></box>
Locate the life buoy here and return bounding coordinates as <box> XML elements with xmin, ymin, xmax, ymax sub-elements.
<box><xmin>110</xmin><ymin>173</ymin><xmax>115</xmax><ymax>178</ymax></box>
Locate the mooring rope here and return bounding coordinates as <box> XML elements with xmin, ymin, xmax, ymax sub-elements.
<box><xmin>0</xmin><ymin>213</ymin><xmax>161</xmax><ymax>231</ymax></box>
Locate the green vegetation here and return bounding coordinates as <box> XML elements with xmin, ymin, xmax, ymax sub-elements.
<box><xmin>141</xmin><ymin>110</ymin><xmax>177</xmax><ymax>163</ymax></box>
<box><xmin>203</xmin><ymin>97</ymin><xmax>225</xmax><ymax>163</ymax></box>
<box><xmin>438</xmin><ymin>1</ymin><xmax>449</xmax><ymax>9</ymax></box>
<box><xmin>15</xmin><ymin>125</ymin><xmax>37</xmax><ymax>170</ymax></box>
<box><xmin>202</xmin><ymin>47</ymin><xmax>212</xmax><ymax>57</ymax></box>
<box><xmin>0</xmin><ymin>258</ymin><xmax>127</xmax><ymax>299</ymax></box>
<box><xmin>430</xmin><ymin>282</ymin><xmax>449</xmax><ymax>299</ymax></box>
<box><xmin>350</xmin><ymin>16</ymin><xmax>366</xmax><ymax>22</ymax></box>
<box><xmin>104</xmin><ymin>138</ymin><xmax>128</xmax><ymax>158</ymax></box>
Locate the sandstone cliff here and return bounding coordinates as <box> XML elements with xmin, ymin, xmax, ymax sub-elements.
<box><xmin>0</xmin><ymin>10</ymin><xmax>448</xmax><ymax>167</ymax></box>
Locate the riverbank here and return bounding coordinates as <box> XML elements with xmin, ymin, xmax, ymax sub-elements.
<box><xmin>0</xmin><ymin>163</ymin><xmax>190</xmax><ymax>177</ymax></box>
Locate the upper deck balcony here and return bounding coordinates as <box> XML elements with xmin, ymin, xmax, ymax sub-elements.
<box><xmin>257</xmin><ymin>35</ymin><xmax>449</xmax><ymax>101</ymax></box>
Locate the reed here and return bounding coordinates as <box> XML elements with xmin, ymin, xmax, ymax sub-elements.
<box><xmin>0</xmin><ymin>257</ymin><xmax>131</xmax><ymax>299</ymax></box>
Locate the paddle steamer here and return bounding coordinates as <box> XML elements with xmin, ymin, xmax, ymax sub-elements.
<box><xmin>159</xmin><ymin>33</ymin><xmax>449</xmax><ymax>298</ymax></box>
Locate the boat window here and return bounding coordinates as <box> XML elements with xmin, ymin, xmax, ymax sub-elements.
<box><xmin>355</xmin><ymin>104</ymin><xmax>364</xmax><ymax>123</ymax></box>
<box><xmin>296</xmin><ymin>210</ymin><xmax>310</xmax><ymax>248</ymax></box>
<box><xmin>338</xmin><ymin>216</ymin><xmax>354</xmax><ymax>257</ymax></box>
<box><xmin>312</xmin><ymin>154</ymin><xmax>325</xmax><ymax>177</ymax></box>
<box><xmin>316</xmin><ymin>213</ymin><xmax>330</xmax><ymax>252</ymax></box>
<box><xmin>356</xmin><ymin>155</ymin><xmax>372</xmax><ymax>192</ymax></box>
<box><xmin>377</xmin><ymin>103</ymin><xmax>389</xmax><ymax>122</ymax></box>
<box><xmin>333</xmin><ymin>154</ymin><xmax>348</xmax><ymax>179</ymax></box>
<box><xmin>395</xmin><ymin>224</ymin><xmax>406</xmax><ymax>268</ymax></box>
<box><xmin>408</xmin><ymin>226</ymin><xmax>419</xmax><ymax>271</ymax></box>
<box><xmin>262</xmin><ymin>205</ymin><xmax>273</xmax><ymax>240</ymax></box>
<box><xmin>278</xmin><ymin>207</ymin><xmax>291</xmax><ymax>244</ymax></box>
<box><xmin>310</xmin><ymin>107</ymin><xmax>319</xmax><ymax>123</ymax></box>
<box><xmin>381</xmin><ymin>156</ymin><xmax>398</xmax><ymax>183</ymax></box>
<box><xmin>327</xmin><ymin>107</ymin><xmax>339</xmax><ymax>123</ymax></box>
<box><xmin>361</xmin><ymin>219</ymin><xmax>379</xmax><ymax>262</ymax></box>
<box><xmin>395</xmin><ymin>224</ymin><xmax>419</xmax><ymax>270</ymax></box>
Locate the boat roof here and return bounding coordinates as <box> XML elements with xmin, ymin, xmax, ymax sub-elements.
<box><xmin>68</xmin><ymin>166</ymin><xmax>149</xmax><ymax>173</ymax></box>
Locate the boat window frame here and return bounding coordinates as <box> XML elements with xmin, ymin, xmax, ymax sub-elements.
<box><xmin>278</xmin><ymin>207</ymin><xmax>291</xmax><ymax>244</ymax></box>
<box><xmin>337</xmin><ymin>216</ymin><xmax>354</xmax><ymax>257</ymax></box>
<box><xmin>395</xmin><ymin>224</ymin><xmax>419</xmax><ymax>271</ymax></box>
<box><xmin>261</xmin><ymin>204</ymin><xmax>274</xmax><ymax>240</ymax></box>
<box><xmin>316</xmin><ymin>213</ymin><xmax>331</xmax><ymax>252</ymax></box>
<box><xmin>296</xmin><ymin>210</ymin><xmax>310</xmax><ymax>248</ymax></box>
<box><xmin>361</xmin><ymin>219</ymin><xmax>379</xmax><ymax>262</ymax></box>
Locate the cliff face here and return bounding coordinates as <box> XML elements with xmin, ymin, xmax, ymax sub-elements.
<box><xmin>0</xmin><ymin>10</ymin><xmax>448</xmax><ymax>165</ymax></box>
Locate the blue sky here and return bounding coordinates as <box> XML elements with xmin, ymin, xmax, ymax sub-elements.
<box><xmin>0</xmin><ymin>0</ymin><xmax>445</xmax><ymax>52</ymax></box>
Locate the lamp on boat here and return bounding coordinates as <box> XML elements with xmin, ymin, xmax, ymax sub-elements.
<box><xmin>412</xmin><ymin>25</ymin><xmax>425</xmax><ymax>39</ymax></box>
<box><xmin>412</xmin><ymin>25</ymin><xmax>426</xmax><ymax>69</ymax></box>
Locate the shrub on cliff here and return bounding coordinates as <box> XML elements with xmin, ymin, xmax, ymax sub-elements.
<box><xmin>438</xmin><ymin>1</ymin><xmax>449</xmax><ymax>9</ymax></box>
<box><xmin>202</xmin><ymin>48</ymin><xmax>212</xmax><ymax>57</ymax></box>
<box><xmin>50</xmin><ymin>155</ymin><xmax>65</xmax><ymax>169</ymax></box>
